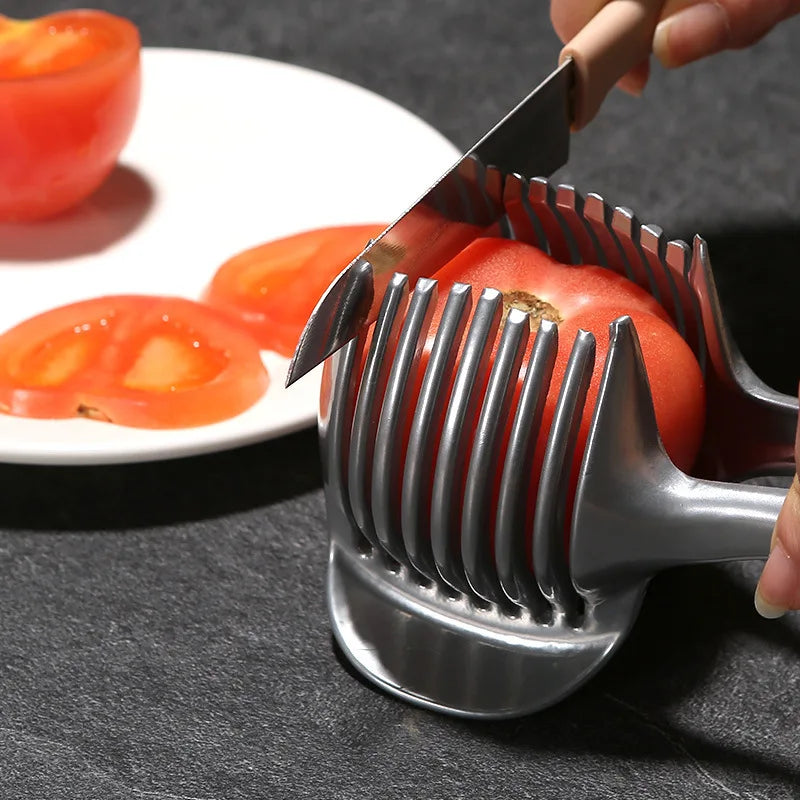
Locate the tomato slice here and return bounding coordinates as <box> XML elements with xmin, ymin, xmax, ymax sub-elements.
<box><xmin>0</xmin><ymin>10</ymin><xmax>140</xmax><ymax>220</ymax></box>
<box><xmin>202</xmin><ymin>224</ymin><xmax>387</xmax><ymax>357</ymax></box>
<box><xmin>0</xmin><ymin>296</ymin><xmax>270</xmax><ymax>429</ymax></box>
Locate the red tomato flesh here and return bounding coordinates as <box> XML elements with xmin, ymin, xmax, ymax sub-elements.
<box><xmin>0</xmin><ymin>10</ymin><xmax>141</xmax><ymax>221</ymax></box>
<box><xmin>0</xmin><ymin>296</ymin><xmax>270</xmax><ymax>429</ymax></box>
<box><xmin>202</xmin><ymin>224</ymin><xmax>387</xmax><ymax>357</ymax></box>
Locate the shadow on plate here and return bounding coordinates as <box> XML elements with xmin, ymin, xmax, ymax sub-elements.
<box><xmin>0</xmin><ymin>428</ymin><xmax>322</xmax><ymax>531</ymax></box>
<box><xmin>0</xmin><ymin>164</ymin><xmax>155</xmax><ymax>262</ymax></box>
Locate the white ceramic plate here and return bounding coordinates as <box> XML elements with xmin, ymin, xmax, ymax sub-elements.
<box><xmin>0</xmin><ymin>48</ymin><xmax>460</xmax><ymax>465</ymax></box>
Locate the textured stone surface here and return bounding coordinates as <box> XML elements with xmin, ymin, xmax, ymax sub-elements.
<box><xmin>2</xmin><ymin>1</ymin><xmax>799</xmax><ymax>797</ymax></box>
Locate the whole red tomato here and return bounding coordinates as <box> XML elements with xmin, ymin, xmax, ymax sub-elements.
<box><xmin>416</xmin><ymin>238</ymin><xmax>706</xmax><ymax>548</ymax></box>
<box><xmin>0</xmin><ymin>10</ymin><xmax>141</xmax><ymax>221</ymax></box>
<box><xmin>0</xmin><ymin>296</ymin><xmax>269</xmax><ymax>429</ymax></box>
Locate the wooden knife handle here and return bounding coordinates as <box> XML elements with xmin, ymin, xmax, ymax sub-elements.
<box><xmin>560</xmin><ymin>0</ymin><xmax>664</xmax><ymax>130</ymax></box>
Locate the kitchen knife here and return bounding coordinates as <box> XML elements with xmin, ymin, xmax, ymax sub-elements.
<box><xmin>287</xmin><ymin>0</ymin><xmax>663</xmax><ymax>386</ymax></box>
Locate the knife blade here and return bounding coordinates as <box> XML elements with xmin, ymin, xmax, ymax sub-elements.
<box><xmin>287</xmin><ymin>0</ymin><xmax>663</xmax><ymax>386</ymax></box>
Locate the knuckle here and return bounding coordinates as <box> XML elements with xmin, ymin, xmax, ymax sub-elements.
<box><xmin>722</xmin><ymin>0</ymin><xmax>788</xmax><ymax>47</ymax></box>
<box><xmin>550</xmin><ymin>0</ymin><xmax>607</xmax><ymax>44</ymax></box>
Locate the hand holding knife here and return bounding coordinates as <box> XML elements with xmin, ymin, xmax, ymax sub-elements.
<box><xmin>286</xmin><ymin>0</ymin><xmax>664</xmax><ymax>386</ymax></box>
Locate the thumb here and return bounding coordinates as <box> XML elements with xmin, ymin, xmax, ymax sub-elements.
<box><xmin>654</xmin><ymin>0</ymin><xmax>800</xmax><ymax>69</ymax></box>
<box><xmin>755</xmin><ymin>476</ymin><xmax>800</xmax><ymax>617</ymax></box>
<box><xmin>755</xmin><ymin>398</ymin><xmax>800</xmax><ymax>618</ymax></box>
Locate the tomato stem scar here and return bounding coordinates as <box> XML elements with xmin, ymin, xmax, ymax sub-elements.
<box><xmin>501</xmin><ymin>290</ymin><xmax>563</xmax><ymax>331</ymax></box>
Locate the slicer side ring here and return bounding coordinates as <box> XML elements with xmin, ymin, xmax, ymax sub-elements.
<box><xmin>327</xmin><ymin>540</ymin><xmax>643</xmax><ymax>718</ymax></box>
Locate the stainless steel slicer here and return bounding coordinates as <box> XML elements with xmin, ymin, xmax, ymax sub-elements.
<box><xmin>288</xmin><ymin>0</ymin><xmax>798</xmax><ymax>719</ymax></box>
<box><xmin>315</xmin><ymin>175</ymin><xmax>797</xmax><ymax>718</ymax></box>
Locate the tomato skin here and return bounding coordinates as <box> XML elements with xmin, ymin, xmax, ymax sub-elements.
<box><xmin>407</xmin><ymin>239</ymin><xmax>706</xmax><ymax>552</ymax></box>
<box><xmin>432</xmin><ymin>240</ymin><xmax>706</xmax><ymax>469</ymax></box>
<box><xmin>553</xmin><ymin>307</ymin><xmax>706</xmax><ymax>475</ymax></box>
<box><xmin>0</xmin><ymin>296</ymin><xmax>270</xmax><ymax>429</ymax></box>
<box><xmin>202</xmin><ymin>224</ymin><xmax>387</xmax><ymax>357</ymax></box>
<box><xmin>0</xmin><ymin>11</ymin><xmax>141</xmax><ymax>221</ymax></box>
<box><xmin>431</xmin><ymin>238</ymin><xmax>676</xmax><ymax>328</ymax></box>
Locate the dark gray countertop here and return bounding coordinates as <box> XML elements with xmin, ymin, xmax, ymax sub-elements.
<box><xmin>2</xmin><ymin>1</ymin><xmax>800</xmax><ymax>797</ymax></box>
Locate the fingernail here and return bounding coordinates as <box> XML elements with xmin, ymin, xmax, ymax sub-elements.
<box><xmin>754</xmin><ymin>540</ymin><xmax>793</xmax><ymax>619</ymax></box>
<box><xmin>755</xmin><ymin>587</ymin><xmax>787</xmax><ymax>619</ymax></box>
<box><xmin>616</xmin><ymin>73</ymin><xmax>644</xmax><ymax>97</ymax></box>
<box><xmin>653</xmin><ymin>3</ymin><xmax>730</xmax><ymax>69</ymax></box>
<box><xmin>616</xmin><ymin>58</ymin><xmax>650</xmax><ymax>97</ymax></box>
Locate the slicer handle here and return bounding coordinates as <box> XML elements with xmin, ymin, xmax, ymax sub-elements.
<box><xmin>560</xmin><ymin>0</ymin><xmax>664</xmax><ymax>130</ymax></box>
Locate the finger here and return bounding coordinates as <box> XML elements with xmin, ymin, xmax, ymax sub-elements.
<box><xmin>550</xmin><ymin>0</ymin><xmax>609</xmax><ymax>43</ymax></box>
<box><xmin>654</xmin><ymin>0</ymin><xmax>800</xmax><ymax>68</ymax></box>
<box><xmin>616</xmin><ymin>57</ymin><xmax>651</xmax><ymax>95</ymax></box>
<box><xmin>755</xmin><ymin>406</ymin><xmax>800</xmax><ymax>618</ymax></box>
<box><xmin>552</xmin><ymin>2</ymin><xmax>661</xmax><ymax>98</ymax></box>
<box><xmin>755</xmin><ymin>476</ymin><xmax>800</xmax><ymax>617</ymax></box>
